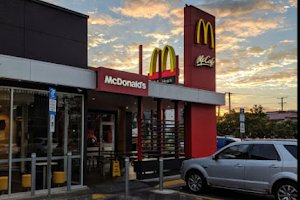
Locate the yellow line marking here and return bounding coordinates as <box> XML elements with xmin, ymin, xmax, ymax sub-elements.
<box><xmin>154</xmin><ymin>179</ymin><xmax>185</xmax><ymax>188</ymax></box>
<box><xmin>178</xmin><ymin>191</ymin><xmax>223</xmax><ymax>200</ymax></box>
<box><xmin>92</xmin><ymin>194</ymin><xmax>113</xmax><ymax>199</ymax></box>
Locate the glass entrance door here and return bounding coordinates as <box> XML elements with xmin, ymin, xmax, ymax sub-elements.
<box><xmin>100</xmin><ymin>114</ymin><xmax>114</xmax><ymax>151</ymax></box>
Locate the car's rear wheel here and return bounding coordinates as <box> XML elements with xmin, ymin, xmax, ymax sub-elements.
<box><xmin>275</xmin><ymin>180</ymin><xmax>297</xmax><ymax>200</ymax></box>
<box><xmin>186</xmin><ymin>170</ymin><xmax>206</xmax><ymax>193</ymax></box>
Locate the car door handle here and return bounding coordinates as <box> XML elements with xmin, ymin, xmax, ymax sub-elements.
<box><xmin>234</xmin><ymin>164</ymin><xmax>243</xmax><ymax>167</ymax></box>
<box><xmin>269</xmin><ymin>164</ymin><xmax>279</xmax><ymax>168</ymax></box>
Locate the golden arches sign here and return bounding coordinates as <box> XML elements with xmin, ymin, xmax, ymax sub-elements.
<box><xmin>195</xmin><ymin>19</ymin><xmax>214</xmax><ymax>49</ymax></box>
<box><xmin>149</xmin><ymin>45</ymin><xmax>176</xmax><ymax>76</ymax></box>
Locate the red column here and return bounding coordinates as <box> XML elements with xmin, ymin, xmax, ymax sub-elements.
<box><xmin>184</xmin><ymin>103</ymin><xmax>217</xmax><ymax>158</ymax></box>
<box><xmin>162</xmin><ymin>109</ymin><xmax>165</xmax><ymax>149</ymax></box>
<box><xmin>137</xmin><ymin>97</ymin><xmax>143</xmax><ymax>161</ymax></box>
<box><xmin>156</xmin><ymin>98</ymin><xmax>162</xmax><ymax>156</ymax></box>
<box><xmin>150</xmin><ymin>110</ymin><xmax>153</xmax><ymax>151</ymax></box>
<box><xmin>174</xmin><ymin>101</ymin><xmax>180</xmax><ymax>158</ymax></box>
<box><xmin>139</xmin><ymin>45</ymin><xmax>142</xmax><ymax>75</ymax></box>
<box><xmin>176</xmin><ymin>55</ymin><xmax>179</xmax><ymax>85</ymax></box>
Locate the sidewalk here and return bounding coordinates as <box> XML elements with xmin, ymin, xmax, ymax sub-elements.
<box><xmin>0</xmin><ymin>175</ymin><xmax>185</xmax><ymax>200</ymax></box>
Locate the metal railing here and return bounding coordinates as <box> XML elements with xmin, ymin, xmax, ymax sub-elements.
<box><xmin>140</xmin><ymin>119</ymin><xmax>184</xmax><ymax>158</ymax></box>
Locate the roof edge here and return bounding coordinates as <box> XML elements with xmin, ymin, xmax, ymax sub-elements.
<box><xmin>30</xmin><ymin>0</ymin><xmax>89</xmax><ymax>18</ymax></box>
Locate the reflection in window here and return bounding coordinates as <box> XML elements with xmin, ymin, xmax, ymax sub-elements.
<box><xmin>250</xmin><ymin>144</ymin><xmax>279</xmax><ymax>160</ymax></box>
<box><xmin>9</xmin><ymin>89</ymin><xmax>83</xmax><ymax>193</ymax></box>
<box><xmin>87</xmin><ymin>113</ymin><xmax>100</xmax><ymax>147</ymax></box>
<box><xmin>0</xmin><ymin>88</ymin><xmax>10</xmax><ymax>195</ymax></box>
<box><xmin>103</xmin><ymin>125</ymin><xmax>113</xmax><ymax>144</ymax></box>
<box><xmin>101</xmin><ymin>114</ymin><xmax>114</xmax><ymax>122</ymax></box>
<box><xmin>218</xmin><ymin>144</ymin><xmax>250</xmax><ymax>159</ymax></box>
<box><xmin>284</xmin><ymin>145</ymin><xmax>297</xmax><ymax>159</ymax></box>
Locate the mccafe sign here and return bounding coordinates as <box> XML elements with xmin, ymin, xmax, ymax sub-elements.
<box><xmin>195</xmin><ymin>55</ymin><xmax>215</xmax><ymax>68</ymax></box>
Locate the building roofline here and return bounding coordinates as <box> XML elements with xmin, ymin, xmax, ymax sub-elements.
<box><xmin>30</xmin><ymin>0</ymin><xmax>89</xmax><ymax>19</ymax></box>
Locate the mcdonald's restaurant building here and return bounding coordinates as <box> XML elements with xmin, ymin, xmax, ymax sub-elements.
<box><xmin>0</xmin><ymin>0</ymin><xmax>224</xmax><ymax>197</ymax></box>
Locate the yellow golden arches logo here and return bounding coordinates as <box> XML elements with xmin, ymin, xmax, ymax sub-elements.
<box><xmin>149</xmin><ymin>45</ymin><xmax>176</xmax><ymax>76</ymax></box>
<box><xmin>195</xmin><ymin>19</ymin><xmax>214</xmax><ymax>49</ymax></box>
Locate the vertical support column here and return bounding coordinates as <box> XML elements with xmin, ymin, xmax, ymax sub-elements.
<box><xmin>156</xmin><ymin>99</ymin><xmax>162</xmax><ymax>156</ymax></box>
<box><xmin>139</xmin><ymin>45</ymin><xmax>142</xmax><ymax>75</ymax></box>
<box><xmin>117</xmin><ymin>107</ymin><xmax>126</xmax><ymax>153</ymax></box>
<box><xmin>31</xmin><ymin>153</ymin><xmax>36</xmax><ymax>196</ymax></box>
<box><xmin>174</xmin><ymin>101</ymin><xmax>180</xmax><ymax>158</ymax></box>
<box><xmin>8</xmin><ymin>88</ymin><xmax>13</xmax><ymax>195</ymax></box>
<box><xmin>124</xmin><ymin>157</ymin><xmax>130</xmax><ymax>199</ymax></box>
<box><xmin>150</xmin><ymin>110</ymin><xmax>153</xmax><ymax>151</ymax></box>
<box><xmin>137</xmin><ymin>97</ymin><xmax>143</xmax><ymax>161</ymax></box>
<box><xmin>159</xmin><ymin>157</ymin><xmax>163</xmax><ymax>191</ymax></box>
<box><xmin>47</xmin><ymin>115</ymin><xmax>52</xmax><ymax>200</ymax></box>
<box><xmin>176</xmin><ymin>55</ymin><xmax>179</xmax><ymax>85</ymax></box>
<box><xmin>162</xmin><ymin>109</ymin><xmax>165</xmax><ymax>150</ymax></box>
<box><xmin>158</xmin><ymin>50</ymin><xmax>162</xmax><ymax>82</ymax></box>
<box><xmin>67</xmin><ymin>152</ymin><xmax>72</xmax><ymax>191</ymax></box>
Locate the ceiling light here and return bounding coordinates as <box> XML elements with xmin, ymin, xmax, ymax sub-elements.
<box><xmin>92</xmin><ymin>98</ymin><xmax>95</xmax><ymax>101</ymax></box>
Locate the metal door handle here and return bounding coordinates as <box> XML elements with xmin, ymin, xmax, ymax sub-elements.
<box><xmin>234</xmin><ymin>164</ymin><xmax>243</xmax><ymax>167</ymax></box>
<box><xmin>269</xmin><ymin>164</ymin><xmax>279</xmax><ymax>168</ymax></box>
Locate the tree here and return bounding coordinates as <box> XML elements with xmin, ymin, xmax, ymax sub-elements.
<box><xmin>217</xmin><ymin>105</ymin><xmax>297</xmax><ymax>139</ymax></box>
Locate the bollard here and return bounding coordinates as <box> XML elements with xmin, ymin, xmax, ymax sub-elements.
<box><xmin>159</xmin><ymin>157</ymin><xmax>163</xmax><ymax>191</ymax></box>
<box><xmin>31</xmin><ymin>153</ymin><xmax>36</xmax><ymax>196</ymax></box>
<box><xmin>67</xmin><ymin>151</ymin><xmax>72</xmax><ymax>191</ymax></box>
<box><xmin>124</xmin><ymin>157</ymin><xmax>130</xmax><ymax>200</ymax></box>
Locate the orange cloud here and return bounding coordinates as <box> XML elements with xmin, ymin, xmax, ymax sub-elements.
<box><xmin>266</xmin><ymin>47</ymin><xmax>297</xmax><ymax>64</ymax></box>
<box><xmin>89</xmin><ymin>34</ymin><xmax>119</xmax><ymax>48</ymax></box>
<box><xmin>217</xmin><ymin>17</ymin><xmax>285</xmax><ymax>38</ymax></box>
<box><xmin>247</xmin><ymin>46</ymin><xmax>267</xmax><ymax>57</ymax></box>
<box><xmin>197</xmin><ymin>0</ymin><xmax>286</xmax><ymax>18</ymax></box>
<box><xmin>216</xmin><ymin>35</ymin><xmax>245</xmax><ymax>52</ymax></box>
<box><xmin>288</xmin><ymin>0</ymin><xmax>297</xmax><ymax>7</ymax></box>
<box><xmin>89</xmin><ymin>14</ymin><xmax>127</xmax><ymax>26</ymax></box>
<box><xmin>110</xmin><ymin>0</ymin><xmax>171</xmax><ymax>19</ymax></box>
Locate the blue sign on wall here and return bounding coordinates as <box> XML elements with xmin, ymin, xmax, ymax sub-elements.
<box><xmin>49</xmin><ymin>87</ymin><xmax>56</xmax><ymax>115</ymax></box>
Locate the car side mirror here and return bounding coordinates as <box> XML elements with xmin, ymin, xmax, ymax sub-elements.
<box><xmin>212</xmin><ymin>154</ymin><xmax>218</xmax><ymax>160</ymax></box>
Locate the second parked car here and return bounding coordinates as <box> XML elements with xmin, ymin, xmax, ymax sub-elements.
<box><xmin>181</xmin><ymin>139</ymin><xmax>297</xmax><ymax>200</ymax></box>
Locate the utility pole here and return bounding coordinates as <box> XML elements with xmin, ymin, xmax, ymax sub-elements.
<box><xmin>277</xmin><ymin>97</ymin><xmax>287</xmax><ymax>111</ymax></box>
<box><xmin>225</xmin><ymin>92</ymin><xmax>232</xmax><ymax>113</ymax></box>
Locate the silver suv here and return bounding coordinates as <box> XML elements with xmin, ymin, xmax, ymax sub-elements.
<box><xmin>181</xmin><ymin>140</ymin><xmax>297</xmax><ymax>200</ymax></box>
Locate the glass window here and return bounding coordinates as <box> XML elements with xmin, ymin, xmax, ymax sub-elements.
<box><xmin>54</xmin><ymin>94</ymin><xmax>82</xmax><ymax>157</ymax></box>
<box><xmin>218</xmin><ymin>144</ymin><xmax>250</xmax><ymax>159</ymax></box>
<box><xmin>249</xmin><ymin>144</ymin><xmax>280</xmax><ymax>160</ymax></box>
<box><xmin>0</xmin><ymin>88</ymin><xmax>10</xmax><ymax>194</ymax></box>
<box><xmin>284</xmin><ymin>145</ymin><xmax>297</xmax><ymax>159</ymax></box>
<box><xmin>10</xmin><ymin>89</ymin><xmax>83</xmax><ymax>193</ymax></box>
<box><xmin>87</xmin><ymin>113</ymin><xmax>100</xmax><ymax>147</ymax></box>
<box><xmin>101</xmin><ymin>114</ymin><xmax>114</xmax><ymax>122</ymax></box>
<box><xmin>13</xmin><ymin>89</ymin><xmax>49</xmax><ymax>159</ymax></box>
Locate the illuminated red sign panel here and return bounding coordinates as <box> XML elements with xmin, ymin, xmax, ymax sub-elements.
<box><xmin>184</xmin><ymin>6</ymin><xmax>215</xmax><ymax>91</ymax></box>
<box><xmin>94</xmin><ymin>67</ymin><xmax>148</xmax><ymax>96</ymax></box>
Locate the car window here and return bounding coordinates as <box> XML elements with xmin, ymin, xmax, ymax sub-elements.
<box><xmin>217</xmin><ymin>144</ymin><xmax>250</xmax><ymax>159</ymax></box>
<box><xmin>249</xmin><ymin>144</ymin><xmax>280</xmax><ymax>160</ymax></box>
<box><xmin>284</xmin><ymin>145</ymin><xmax>297</xmax><ymax>159</ymax></box>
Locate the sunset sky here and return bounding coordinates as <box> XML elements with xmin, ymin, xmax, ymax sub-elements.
<box><xmin>45</xmin><ymin>0</ymin><xmax>297</xmax><ymax>115</ymax></box>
